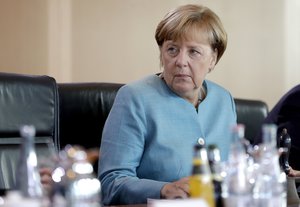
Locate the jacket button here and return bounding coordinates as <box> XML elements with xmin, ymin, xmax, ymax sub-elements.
<box><xmin>197</xmin><ymin>137</ymin><xmax>205</xmax><ymax>145</ymax></box>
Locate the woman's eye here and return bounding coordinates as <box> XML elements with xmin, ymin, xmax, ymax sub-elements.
<box><xmin>190</xmin><ymin>49</ymin><xmax>201</xmax><ymax>57</ymax></box>
<box><xmin>167</xmin><ymin>47</ymin><xmax>178</xmax><ymax>56</ymax></box>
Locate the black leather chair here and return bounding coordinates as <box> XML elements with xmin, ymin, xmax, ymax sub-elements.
<box><xmin>58</xmin><ymin>82</ymin><xmax>122</xmax><ymax>149</ymax></box>
<box><xmin>234</xmin><ymin>98</ymin><xmax>269</xmax><ymax>143</ymax></box>
<box><xmin>0</xmin><ymin>72</ymin><xmax>60</xmax><ymax>192</ymax></box>
<box><xmin>58</xmin><ymin>83</ymin><xmax>122</xmax><ymax>172</ymax></box>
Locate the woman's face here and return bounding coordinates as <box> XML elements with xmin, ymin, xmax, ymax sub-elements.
<box><xmin>160</xmin><ymin>35</ymin><xmax>217</xmax><ymax>104</ymax></box>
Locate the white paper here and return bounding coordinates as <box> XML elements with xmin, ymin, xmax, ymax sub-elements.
<box><xmin>147</xmin><ymin>198</ymin><xmax>208</xmax><ymax>207</ymax></box>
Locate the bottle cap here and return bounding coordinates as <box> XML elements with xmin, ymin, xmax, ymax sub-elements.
<box><xmin>232</xmin><ymin>124</ymin><xmax>245</xmax><ymax>138</ymax></box>
<box><xmin>262</xmin><ymin>123</ymin><xmax>277</xmax><ymax>147</ymax></box>
<box><xmin>20</xmin><ymin>125</ymin><xmax>36</xmax><ymax>138</ymax></box>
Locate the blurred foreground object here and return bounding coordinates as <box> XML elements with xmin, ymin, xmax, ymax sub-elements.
<box><xmin>51</xmin><ymin>145</ymin><xmax>102</xmax><ymax>207</ymax></box>
<box><xmin>189</xmin><ymin>143</ymin><xmax>215</xmax><ymax>207</ymax></box>
<box><xmin>16</xmin><ymin>125</ymin><xmax>43</xmax><ymax>199</ymax></box>
<box><xmin>279</xmin><ymin>128</ymin><xmax>292</xmax><ymax>174</ymax></box>
<box><xmin>208</xmin><ymin>144</ymin><xmax>223</xmax><ymax>207</ymax></box>
<box><xmin>253</xmin><ymin>124</ymin><xmax>287</xmax><ymax>206</ymax></box>
<box><xmin>222</xmin><ymin>124</ymin><xmax>252</xmax><ymax>206</ymax></box>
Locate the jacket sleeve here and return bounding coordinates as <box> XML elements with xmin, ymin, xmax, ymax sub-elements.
<box><xmin>98</xmin><ymin>85</ymin><xmax>167</xmax><ymax>205</ymax></box>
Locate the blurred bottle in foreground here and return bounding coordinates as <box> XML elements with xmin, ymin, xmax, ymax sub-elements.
<box><xmin>16</xmin><ymin>125</ymin><xmax>43</xmax><ymax>197</ymax></box>
<box><xmin>66</xmin><ymin>150</ymin><xmax>101</xmax><ymax>207</ymax></box>
<box><xmin>11</xmin><ymin>125</ymin><xmax>43</xmax><ymax>206</ymax></box>
<box><xmin>279</xmin><ymin>128</ymin><xmax>291</xmax><ymax>174</ymax></box>
<box><xmin>208</xmin><ymin>144</ymin><xmax>223</xmax><ymax>207</ymax></box>
<box><xmin>222</xmin><ymin>124</ymin><xmax>252</xmax><ymax>207</ymax></box>
<box><xmin>189</xmin><ymin>141</ymin><xmax>215</xmax><ymax>207</ymax></box>
<box><xmin>51</xmin><ymin>146</ymin><xmax>102</xmax><ymax>207</ymax></box>
<box><xmin>253</xmin><ymin>124</ymin><xmax>287</xmax><ymax>207</ymax></box>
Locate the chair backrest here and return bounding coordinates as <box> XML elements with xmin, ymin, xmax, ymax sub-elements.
<box><xmin>234</xmin><ymin>98</ymin><xmax>269</xmax><ymax>143</ymax></box>
<box><xmin>57</xmin><ymin>82</ymin><xmax>122</xmax><ymax>149</ymax></box>
<box><xmin>58</xmin><ymin>83</ymin><xmax>269</xmax><ymax>148</ymax></box>
<box><xmin>0</xmin><ymin>72</ymin><xmax>59</xmax><ymax>190</ymax></box>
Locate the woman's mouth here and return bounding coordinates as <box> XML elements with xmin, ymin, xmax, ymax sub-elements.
<box><xmin>174</xmin><ymin>74</ymin><xmax>191</xmax><ymax>79</ymax></box>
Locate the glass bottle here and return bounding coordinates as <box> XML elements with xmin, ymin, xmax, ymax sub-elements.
<box><xmin>253</xmin><ymin>124</ymin><xmax>287</xmax><ymax>207</ymax></box>
<box><xmin>208</xmin><ymin>144</ymin><xmax>223</xmax><ymax>207</ymax></box>
<box><xmin>279</xmin><ymin>128</ymin><xmax>291</xmax><ymax>174</ymax></box>
<box><xmin>222</xmin><ymin>124</ymin><xmax>252</xmax><ymax>207</ymax></box>
<box><xmin>16</xmin><ymin>125</ymin><xmax>43</xmax><ymax>198</ymax></box>
<box><xmin>50</xmin><ymin>145</ymin><xmax>75</xmax><ymax>207</ymax></box>
<box><xmin>65</xmin><ymin>149</ymin><xmax>102</xmax><ymax>207</ymax></box>
<box><xmin>189</xmin><ymin>142</ymin><xmax>215</xmax><ymax>207</ymax></box>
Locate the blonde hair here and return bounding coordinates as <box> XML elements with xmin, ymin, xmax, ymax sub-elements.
<box><xmin>155</xmin><ymin>4</ymin><xmax>227</xmax><ymax>64</ymax></box>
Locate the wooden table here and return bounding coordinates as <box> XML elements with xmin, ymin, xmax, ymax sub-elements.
<box><xmin>105</xmin><ymin>205</ymin><xmax>146</xmax><ymax>207</ymax></box>
<box><xmin>104</xmin><ymin>204</ymin><xmax>300</xmax><ymax>207</ymax></box>
<box><xmin>105</xmin><ymin>205</ymin><xmax>299</xmax><ymax>207</ymax></box>
<box><xmin>105</xmin><ymin>203</ymin><xmax>299</xmax><ymax>207</ymax></box>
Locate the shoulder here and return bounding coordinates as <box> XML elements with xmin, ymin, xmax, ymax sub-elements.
<box><xmin>115</xmin><ymin>74</ymin><xmax>163</xmax><ymax>102</ymax></box>
<box><xmin>284</xmin><ymin>84</ymin><xmax>300</xmax><ymax>101</ymax></box>
<box><xmin>290</xmin><ymin>84</ymin><xmax>300</xmax><ymax>93</ymax></box>
<box><xmin>264</xmin><ymin>84</ymin><xmax>300</xmax><ymax>124</ymax></box>
<box><xmin>204</xmin><ymin>79</ymin><xmax>232</xmax><ymax>98</ymax></box>
<box><xmin>272</xmin><ymin>84</ymin><xmax>300</xmax><ymax>110</ymax></box>
<box><xmin>204</xmin><ymin>80</ymin><xmax>236</xmax><ymax>114</ymax></box>
<box><xmin>118</xmin><ymin>75</ymin><xmax>165</xmax><ymax>95</ymax></box>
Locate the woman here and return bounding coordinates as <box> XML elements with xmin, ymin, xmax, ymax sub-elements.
<box><xmin>99</xmin><ymin>4</ymin><xmax>237</xmax><ymax>205</ymax></box>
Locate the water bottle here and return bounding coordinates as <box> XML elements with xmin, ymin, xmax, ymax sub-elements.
<box><xmin>253</xmin><ymin>124</ymin><xmax>287</xmax><ymax>207</ymax></box>
<box><xmin>222</xmin><ymin>124</ymin><xmax>252</xmax><ymax>207</ymax></box>
<box><xmin>208</xmin><ymin>144</ymin><xmax>223</xmax><ymax>207</ymax></box>
<box><xmin>279</xmin><ymin>128</ymin><xmax>291</xmax><ymax>174</ymax></box>
<box><xmin>65</xmin><ymin>149</ymin><xmax>101</xmax><ymax>207</ymax></box>
<box><xmin>16</xmin><ymin>125</ymin><xmax>43</xmax><ymax>199</ymax></box>
<box><xmin>50</xmin><ymin>146</ymin><xmax>74</xmax><ymax>207</ymax></box>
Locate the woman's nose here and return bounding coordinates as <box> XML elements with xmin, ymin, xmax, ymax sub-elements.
<box><xmin>175</xmin><ymin>51</ymin><xmax>188</xmax><ymax>68</ymax></box>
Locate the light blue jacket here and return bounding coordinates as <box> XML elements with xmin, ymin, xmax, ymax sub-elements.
<box><xmin>99</xmin><ymin>74</ymin><xmax>237</xmax><ymax>205</ymax></box>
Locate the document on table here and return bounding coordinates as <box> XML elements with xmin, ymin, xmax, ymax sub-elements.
<box><xmin>147</xmin><ymin>198</ymin><xmax>208</xmax><ymax>207</ymax></box>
